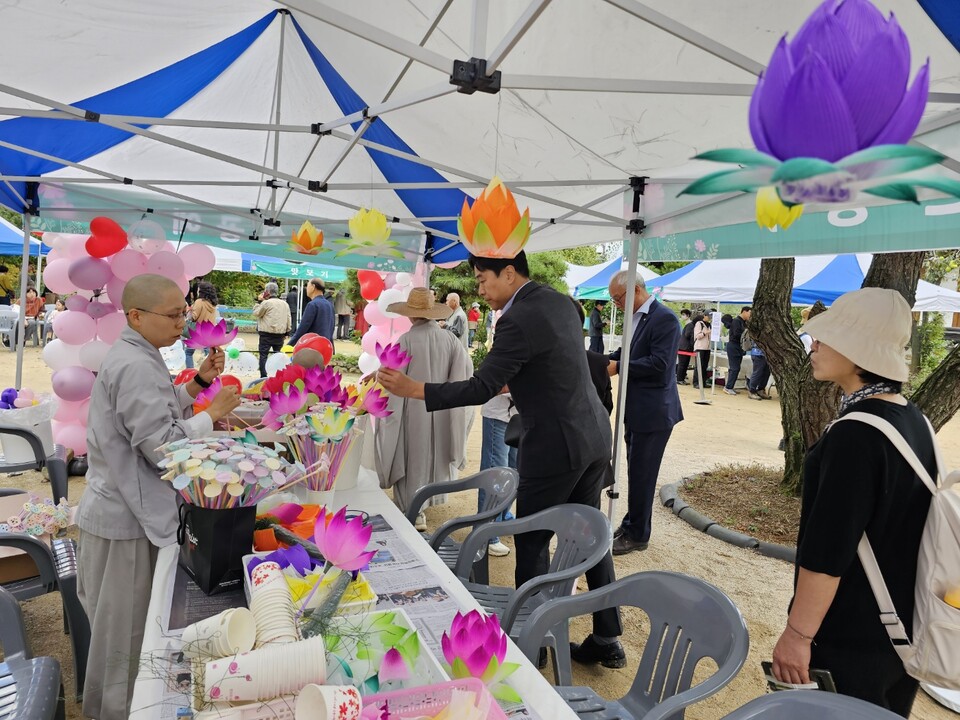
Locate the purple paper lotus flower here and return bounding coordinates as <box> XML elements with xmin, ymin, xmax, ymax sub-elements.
<box><xmin>750</xmin><ymin>0</ymin><xmax>928</xmax><ymax>162</ymax></box>
<box><xmin>304</xmin><ymin>366</ymin><xmax>343</xmax><ymax>401</ymax></box>
<box><xmin>375</xmin><ymin>342</ymin><xmax>412</xmax><ymax>371</ymax></box>
<box><xmin>183</xmin><ymin>319</ymin><xmax>238</xmax><ymax>349</ymax></box>
<box><xmin>313</xmin><ymin>506</ymin><xmax>377</xmax><ymax>572</ymax></box>
<box><xmin>362</xmin><ymin>387</ymin><xmax>391</xmax><ymax>418</ymax></box>
<box><xmin>269</xmin><ymin>384</ymin><xmax>308</xmax><ymax>418</ymax></box>
<box><xmin>441</xmin><ymin>610</ymin><xmax>508</xmax><ymax>679</ymax></box>
<box><xmin>327</xmin><ymin>386</ymin><xmax>351</xmax><ymax>408</ymax></box>
<box><xmin>378</xmin><ymin>648</ymin><xmax>410</xmax><ymax>683</ymax></box>
<box><xmin>247</xmin><ymin>544</ymin><xmax>317</xmax><ymax>577</ymax></box>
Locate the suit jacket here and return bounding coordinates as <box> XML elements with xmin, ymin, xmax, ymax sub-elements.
<box><xmin>610</xmin><ymin>300</ymin><xmax>683</xmax><ymax>433</ymax></box>
<box><xmin>425</xmin><ymin>282</ymin><xmax>611</xmax><ymax>478</ymax></box>
<box><xmin>289</xmin><ymin>296</ymin><xmax>335</xmax><ymax>346</ymax></box>
<box><xmin>586</xmin><ymin>350</ymin><xmax>614</xmax><ymax>415</ymax></box>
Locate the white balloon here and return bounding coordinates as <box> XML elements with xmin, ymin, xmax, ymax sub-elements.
<box><xmin>395</xmin><ymin>272</ymin><xmax>412</xmax><ymax>288</ymax></box>
<box><xmin>228</xmin><ymin>336</ymin><xmax>245</xmax><ymax>352</ymax></box>
<box><xmin>377</xmin><ymin>288</ymin><xmax>403</xmax><ymax>318</ymax></box>
<box><xmin>265</xmin><ymin>352</ymin><xmax>290</xmax><ymax>377</ymax></box>
<box><xmin>78</xmin><ymin>340</ymin><xmax>111</xmax><ymax>372</ymax></box>
<box><xmin>127</xmin><ymin>218</ymin><xmax>168</xmax><ymax>254</ymax></box>
<box><xmin>42</xmin><ymin>339</ymin><xmax>82</xmax><ymax>372</ymax></box>
<box><xmin>358</xmin><ymin>352</ymin><xmax>381</xmax><ymax>375</ymax></box>
<box><xmin>238</xmin><ymin>352</ymin><xmax>259</xmax><ymax>374</ymax></box>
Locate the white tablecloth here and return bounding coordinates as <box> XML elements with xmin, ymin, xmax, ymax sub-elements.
<box><xmin>130</xmin><ymin>482</ymin><xmax>576</xmax><ymax>719</ymax></box>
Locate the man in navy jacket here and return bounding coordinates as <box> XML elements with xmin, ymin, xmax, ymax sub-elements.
<box><xmin>607</xmin><ymin>270</ymin><xmax>683</xmax><ymax>555</ymax></box>
<box><xmin>289</xmin><ymin>278</ymin><xmax>335</xmax><ymax>349</ymax></box>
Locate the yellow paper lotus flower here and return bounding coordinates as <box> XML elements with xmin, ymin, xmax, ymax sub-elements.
<box><xmin>458</xmin><ymin>176</ymin><xmax>530</xmax><ymax>258</ymax></box>
<box><xmin>348</xmin><ymin>208</ymin><xmax>391</xmax><ymax>244</ymax></box>
<box><xmin>305</xmin><ymin>405</ymin><xmax>354</xmax><ymax>440</ymax></box>
<box><xmin>756</xmin><ymin>187</ymin><xmax>803</xmax><ymax>230</ymax></box>
<box><xmin>290</xmin><ymin>221</ymin><xmax>324</xmax><ymax>255</ymax></box>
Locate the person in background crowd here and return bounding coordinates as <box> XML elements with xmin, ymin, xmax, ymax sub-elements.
<box><xmin>798</xmin><ymin>307</ymin><xmax>814</xmax><ymax>354</ymax></box>
<box><xmin>286</xmin><ymin>286</ymin><xmax>301</xmax><ymax>328</ymax></box>
<box><xmin>725</xmin><ymin>306</ymin><xmax>752</xmax><ymax>395</ymax></box>
<box><xmin>443</xmin><ymin>293</ymin><xmax>469</xmax><ymax>350</ymax></box>
<box><xmin>253</xmin><ymin>282</ymin><xmax>291</xmax><ymax>378</ymax></box>
<box><xmin>334</xmin><ymin>286</ymin><xmax>353</xmax><ymax>340</ymax></box>
<box><xmin>44</xmin><ymin>298</ymin><xmax>65</xmax><ymax>344</ymax></box>
<box><xmin>184</xmin><ymin>281</ymin><xmax>220</xmax><ymax>369</ymax></box>
<box><xmin>76</xmin><ymin>274</ymin><xmax>240</xmax><ymax>720</ymax></box>
<box><xmin>467</xmin><ymin>302</ymin><xmax>481</xmax><ymax>347</ymax></box>
<box><xmin>748</xmin><ymin>334</ymin><xmax>772</xmax><ymax>400</ymax></box>
<box><xmin>692</xmin><ymin>312</ymin><xmax>711</xmax><ymax>389</ymax></box>
<box><xmin>0</xmin><ymin>264</ymin><xmax>14</xmax><ymax>305</ymax></box>
<box><xmin>16</xmin><ymin>287</ymin><xmax>44</xmax><ymax>347</ymax></box>
<box><xmin>606</xmin><ymin>271</ymin><xmax>682</xmax><ymax>557</ymax></box>
<box><xmin>354</xmin><ymin>298</ymin><xmax>369</xmax><ymax>337</ymax></box>
<box><xmin>570</xmin><ymin>297</ymin><xmax>614</xmax><ymax>415</ymax></box>
<box><xmin>772</xmin><ymin>288</ymin><xmax>932</xmax><ymax>717</ymax></box>
<box><xmin>289</xmin><ymin>278</ymin><xmax>336</xmax><ymax>350</ymax></box>
<box><xmin>675</xmin><ymin>308</ymin><xmax>694</xmax><ymax>384</ymax></box>
<box><xmin>588</xmin><ymin>299</ymin><xmax>607</xmax><ymax>354</ymax></box>
<box><xmin>375</xmin><ymin>288</ymin><xmax>472</xmax><ymax>529</ymax></box>
<box><xmin>379</xmin><ymin>252</ymin><xmax>623</xmax><ymax>669</ymax></box>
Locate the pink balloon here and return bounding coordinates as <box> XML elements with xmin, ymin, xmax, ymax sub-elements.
<box><xmin>363</xmin><ymin>301</ymin><xmax>388</xmax><ymax>326</ymax></box>
<box><xmin>53</xmin><ymin>421</ymin><xmax>87</xmax><ymax>456</ymax></box>
<box><xmin>391</xmin><ymin>315</ymin><xmax>413</xmax><ymax>335</ymax></box>
<box><xmin>361</xmin><ymin>327</ymin><xmax>388</xmax><ymax>356</ymax></box>
<box><xmin>177</xmin><ymin>244</ymin><xmax>217</xmax><ymax>278</ymax></box>
<box><xmin>65</xmin><ymin>295</ymin><xmax>89</xmax><ymax>313</ymax></box>
<box><xmin>173</xmin><ymin>274</ymin><xmax>189</xmax><ymax>295</ymax></box>
<box><xmin>146</xmin><ymin>251</ymin><xmax>185</xmax><ymax>280</ymax></box>
<box><xmin>96</xmin><ymin>312</ymin><xmax>128</xmax><ymax>345</ymax></box>
<box><xmin>53</xmin><ymin>310</ymin><xmax>98</xmax><ymax>346</ymax></box>
<box><xmin>62</xmin><ymin>235</ymin><xmax>89</xmax><ymax>260</ymax></box>
<box><xmin>68</xmin><ymin>257</ymin><xmax>113</xmax><ymax>290</ymax></box>
<box><xmin>110</xmin><ymin>248</ymin><xmax>148</xmax><ymax>281</ymax></box>
<box><xmin>54</xmin><ymin>399</ymin><xmax>89</xmax><ymax>424</ymax></box>
<box><xmin>79</xmin><ymin>340</ymin><xmax>111</xmax><ymax>371</ymax></box>
<box><xmin>86</xmin><ymin>300</ymin><xmax>116</xmax><ymax>320</ymax></box>
<box><xmin>43</xmin><ymin>259</ymin><xmax>77</xmax><ymax>294</ymax></box>
<box><xmin>52</xmin><ymin>366</ymin><xmax>96</xmax><ymax>402</ymax></box>
<box><xmin>46</xmin><ymin>248</ymin><xmax>65</xmax><ymax>264</ymax></box>
<box><xmin>104</xmin><ymin>277</ymin><xmax>127</xmax><ymax>308</ymax></box>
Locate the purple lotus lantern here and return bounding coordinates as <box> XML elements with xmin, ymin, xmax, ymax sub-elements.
<box><xmin>375</xmin><ymin>342</ymin><xmax>412</xmax><ymax>371</ymax></box>
<box><xmin>682</xmin><ymin>0</ymin><xmax>960</xmax><ymax>229</ymax></box>
<box><xmin>183</xmin><ymin>319</ymin><xmax>238</xmax><ymax>349</ymax></box>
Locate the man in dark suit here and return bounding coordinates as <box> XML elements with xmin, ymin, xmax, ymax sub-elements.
<box><xmin>588</xmin><ymin>299</ymin><xmax>607</xmax><ymax>353</ymax></box>
<box><xmin>380</xmin><ymin>251</ymin><xmax>624</xmax><ymax>666</ymax></box>
<box><xmin>607</xmin><ymin>270</ymin><xmax>683</xmax><ymax>555</ymax></box>
<box><xmin>289</xmin><ymin>278</ymin><xmax>336</xmax><ymax>349</ymax></box>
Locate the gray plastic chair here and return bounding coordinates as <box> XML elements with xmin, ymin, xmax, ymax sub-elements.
<box><xmin>404</xmin><ymin>468</ymin><xmax>519</xmax><ymax>581</ymax></box>
<box><xmin>517</xmin><ymin>570</ymin><xmax>750</xmax><ymax>720</ymax></box>
<box><xmin>0</xmin><ymin>586</ymin><xmax>65</xmax><ymax>720</ymax></box>
<box><xmin>0</xmin><ymin>425</ymin><xmax>69</xmax><ymax>505</ymax></box>
<box><xmin>0</xmin><ymin>530</ymin><xmax>89</xmax><ymax>702</ymax></box>
<box><xmin>454</xmin><ymin>504</ymin><xmax>613</xmax><ymax>680</ymax></box>
<box><xmin>721</xmin><ymin>690</ymin><xmax>903</xmax><ymax>719</ymax></box>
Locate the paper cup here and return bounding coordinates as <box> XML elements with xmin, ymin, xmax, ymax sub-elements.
<box><xmin>181</xmin><ymin>608</ymin><xmax>256</xmax><ymax>660</ymax></box>
<box><xmin>295</xmin><ymin>684</ymin><xmax>361</xmax><ymax>720</ymax></box>
<box><xmin>249</xmin><ymin>561</ymin><xmax>285</xmax><ymax>591</ymax></box>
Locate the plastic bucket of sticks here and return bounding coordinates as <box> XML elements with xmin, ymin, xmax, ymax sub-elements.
<box><xmin>286</xmin><ymin>429</ymin><xmax>362</xmax><ymax>505</ymax></box>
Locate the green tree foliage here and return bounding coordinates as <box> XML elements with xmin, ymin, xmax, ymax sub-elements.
<box><xmin>206</xmin><ymin>271</ymin><xmax>263</xmax><ymax>307</ymax></box>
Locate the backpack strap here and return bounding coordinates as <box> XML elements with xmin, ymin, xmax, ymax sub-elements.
<box><xmin>832</xmin><ymin>411</ymin><xmax>942</xmax><ymax>656</ymax></box>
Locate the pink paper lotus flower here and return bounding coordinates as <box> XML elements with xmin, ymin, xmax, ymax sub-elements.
<box><xmin>377</xmin><ymin>648</ymin><xmax>410</xmax><ymax>683</ymax></box>
<box><xmin>193</xmin><ymin>377</ymin><xmax>222</xmax><ymax>413</ymax></box>
<box><xmin>183</xmin><ymin>319</ymin><xmax>238</xmax><ymax>349</ymax></box>
<box><xmin>361</xmin><ymin>387</ymin><xmax>391</xmax><ymax>418</ymax></box>
<box><xmin>313</xmin><ymin>506</ymin><xmax>377</xmax><ymax>572</ymax></box>
<box><xmin>375</xmin><ymin>342</ymin><xmax>412</xmax><ymax>371</ymax></box>
<box><xmin>268</xmin><ymin>384</ymin><xmax>309</xmax><ymax>418</ymax></box>
<box><xmin>441</xmin><ymin>610</ymin><xmax>520</xmax><ymax>702</ymax></box>
<box><xmin>304</xmin><ymin>366</ymin><xmax>343</xmax><ymax>401</ymax></box>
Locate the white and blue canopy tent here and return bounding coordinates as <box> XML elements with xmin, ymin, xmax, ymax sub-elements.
<box><xmin>652</xmin><ymin>254</ymin><xmax>960</xmax><ymax>311</ymax></box>
<box><xmin>0</xmin><ymin>216</ymin><xmax>46</xmax><ymax>258</ymax></box>
<box><xmin>2</xmin><ymin>0</ymin><xmax>960</xmax><ymax>527</ymax></box>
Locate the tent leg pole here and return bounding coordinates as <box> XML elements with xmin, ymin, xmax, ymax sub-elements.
<box><xmin>15</xmin><ymin>215</ymin><xmax>30</xmax><ymax>388</ymax></box>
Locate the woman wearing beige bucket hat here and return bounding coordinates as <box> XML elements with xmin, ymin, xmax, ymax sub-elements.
<box><xmin>374</xmin><ymin>288</ymin><xmax>473</xmax><ymax>530</ymax></box>
<box><xmin>772</xmin><ymin>287</ymin><xmax>936</xmax><ymax>716</ymax></box>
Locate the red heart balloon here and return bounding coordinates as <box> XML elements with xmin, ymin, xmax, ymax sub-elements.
<box><xmin>87</xmin><ymin>217</ymin><xmax>128</xmax><ymax>258</ymax></box>
<box><xmin>357</xmin><ymin>270</ymin><xmax>385</xmax><ymax>300</ymax></box>
<box><xmin>174</xmin><ymin>369</ymin><xmax>197</xmax><ymax>385</ymax></box>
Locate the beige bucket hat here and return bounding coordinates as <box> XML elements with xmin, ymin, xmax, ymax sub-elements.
<box><xmin>387</xmin><ymin>287</ymin><xmax>453</xmax><ymax>320</ymax></box>
<box><xmin>801</xmin><ymin>287</ymin><xmax>911</xmax><ymax>381</ymax></box>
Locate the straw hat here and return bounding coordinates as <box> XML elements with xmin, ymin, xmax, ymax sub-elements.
<box><xmin>801</xmin><ymin>287</ymin><xmax>911</xmax><ymax>381</ymax></box>
<box><xmin>387</xmin><ymin>287</ymin><xmax>453</xmax><ymax>320</ymax></box>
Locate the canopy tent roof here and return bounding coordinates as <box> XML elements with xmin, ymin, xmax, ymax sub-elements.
<box><xmin>0</xmin><ymin>1</ymin><xmax>959</xmax><ymax>268</ymax></box>
<box><xmin>652</xmin><ymin>253</ymin><xmax>960</xmax><ymax>312</ymax></box>
<box><xmin>566</xmin><ymin>255</ymin><xmax>659</xmax><ymax>299</ymax></box>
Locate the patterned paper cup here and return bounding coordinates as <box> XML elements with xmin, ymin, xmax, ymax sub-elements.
<box><xmin>181</xmin><ymin>608</ymin><xmax>256</xmax><ymax>660</ymax></box>
<box><xmin>295</xmin><ymin>684</ymin><xmax>362</xmax><ymax>720</ymax></box>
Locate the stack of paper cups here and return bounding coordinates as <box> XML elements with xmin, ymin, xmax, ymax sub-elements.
<box><xmin>181</xmin><ymin>608</ymin><xmax>256</xmax><ymax>660</ymax></box>
<box><xmin>296</xmin><ymin>684</ymin><xmax>362</xmax><ymax>720</ymax></box>
<box><xmin>248</xmin><ymin>561</ymin><xmax>299</xmax><ymax>646</ymax></box>
<box><xmin>204</xmin><ymin>636</ymin><xmax>327</xmax><ymax>702</ymax></box>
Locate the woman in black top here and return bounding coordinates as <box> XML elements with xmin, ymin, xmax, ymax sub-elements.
<box><xmin>771</xmin><ymin>288</ymin><xmax>934</xmax><ymax>717</ymax></box>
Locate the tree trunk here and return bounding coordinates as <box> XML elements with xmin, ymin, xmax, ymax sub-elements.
<box><xmin>861</xmin><ymin>251</ymin><xmax>960</xmax><ymax>431</ymax></box>
<box><xmin>751</xmin><ymin>259</ymin><xmax>839</xmax><ymax>494</ymax></box>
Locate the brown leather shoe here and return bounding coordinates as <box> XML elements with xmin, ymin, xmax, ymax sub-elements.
<box><xmin>612</xmin><ymin>534</ymin><xmax>649</xmax><ymax>555</ymax></box>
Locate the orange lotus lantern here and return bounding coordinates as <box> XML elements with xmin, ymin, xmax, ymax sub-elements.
<box><xmin>290</xmin><ymin>221</ymin><xmax>324</xmax><ymax>255</ymax></box>
<box><xmin>458</xmin><ymin>177</ymin><xmax>530</xmax><ymax>259</ymax></box>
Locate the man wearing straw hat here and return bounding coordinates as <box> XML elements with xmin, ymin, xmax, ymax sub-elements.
<box><xmin>75</xmin><ymin>274</ymin><xmax>241</xmax><ymax>720</ymax></box>
<box><xmin>375</xmin><ymin>287</ymin><xmax>473</xmax><ymax>530</ymax></box>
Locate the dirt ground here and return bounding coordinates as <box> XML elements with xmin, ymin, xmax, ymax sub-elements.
<box><xmin>2</xmin><ymin>339</ymin><xmax>958</xmax><ymax>719</ymax></box>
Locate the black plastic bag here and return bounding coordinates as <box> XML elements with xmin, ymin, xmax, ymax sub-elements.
<box><xmin>177</xmin><ymin>503</ymin><xmax>256</xmax><ymax>596</ymax></box>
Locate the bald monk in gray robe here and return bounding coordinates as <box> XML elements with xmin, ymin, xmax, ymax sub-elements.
<box><xmin>75</xmin><ymin>274</ymin><xmax>241</xmax><ymax>720</ymax></box>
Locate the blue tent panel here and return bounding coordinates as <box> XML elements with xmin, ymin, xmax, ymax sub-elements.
<box><xmin>575</xmin><ymin>256</ymin><xmax>622</xmax><ymax>293</ymax></box>
<box><xmin>920</xmin><ymin>0</ymin><xmax>960</xmax><ymax>53</ymax></box>
<box><xmin>0</xmin><ymin>12</ymin><xmax>276</xmax><ymax>212</ymax></box>
<box><xmin>646</xmin><ymin>261</ymin><xmax>702</xmax><ymax>287</ymax></box>
<box><xmin>792</xmin><ymin>255</ymin><xmax>865</xmax><ymax>306</ymax></box>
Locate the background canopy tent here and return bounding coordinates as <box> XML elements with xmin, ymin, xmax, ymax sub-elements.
<box><xmin>0</xmin><ymin>216</ymin><xmax>45</xmax><ymax>257</ymax></box>
<box><xmin>652</xmin><ymin>254</ymin><xmax>960</xmax><ymax>312</ymax></box>
<box><xmin>0</xmin><ymin>1</ymin><xmax>958</xmax><ymax>265</ymax></box>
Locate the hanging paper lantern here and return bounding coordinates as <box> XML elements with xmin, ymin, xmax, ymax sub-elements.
<box><xmin>681</xmin><ymin>0</ymin><xmax>960</xmax><ymax>229</ymax></box>
<box><xmin>457</xmin><ymin>177</ymin><xmax>530</xmax><ymax>258</ymax></box>
<box><xmin>289</xmin><ymin>221</ymin><xmax>324</xmax><ymax>255</ymax></box>
<box><xmin>334</xmin><ymin>209</ymin><xmax>403</xmax><ymax>258</ymax></box>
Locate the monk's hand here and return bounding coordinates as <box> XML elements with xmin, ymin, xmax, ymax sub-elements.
<box><xmin>771</xmin><ymin>627</ymin><xmax>812</xmax><ymax>686</ymax></box>
<box><xmin>205</xmin><ymin>387</ymin><xmax>241</xmax><ymax>422</ymax></box>
<box><xmin>198</xmin><ymin>347</ymin><xmax>225</xmax><ymax>383</ymax></box>
<box><xmin>378</xmin><ymin>368</ymin><xmax>419</xmax><ymax>398</ymax></box>
<box><xmin>607</xmin><ymin>360</ymin><xmax>618</xmax><ymax>377</ymax></box>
